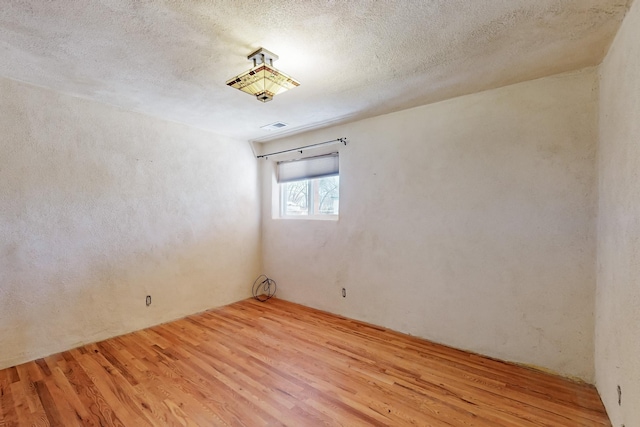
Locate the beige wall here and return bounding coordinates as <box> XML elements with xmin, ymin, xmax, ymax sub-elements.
<box><xmin>596</xmin><ymin>0</ymin><xmax>640</xmax><ymax>424</ymax></box>
<box><xmin>260</xmin><ymin>69</ymin><xmax>599</xmax><ymax>381</ymax></box>
<box><xmin>0</xmin><ymin>77</ymin><xmax>261</xmax><ymax>369</ymax></box>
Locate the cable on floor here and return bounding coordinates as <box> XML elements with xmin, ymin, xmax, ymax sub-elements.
<box><xmin>252</xmin><ymin>275</ymin><xmax>276</xmax><ymax>302</ymax></box>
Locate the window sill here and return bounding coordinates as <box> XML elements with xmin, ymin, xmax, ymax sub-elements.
<box><xmin>277</xmin><ymin>215</ymin><xmax>339</xmax><ymax>221</ymax></box>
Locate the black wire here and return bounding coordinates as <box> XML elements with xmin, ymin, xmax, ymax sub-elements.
<box><xmin>252</xmin><ymin>274</ymin><xmax>276</xmax><ymax>302</ymax></box>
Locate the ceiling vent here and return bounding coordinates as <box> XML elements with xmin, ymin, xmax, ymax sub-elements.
<box><xmin>260</xmin><ymin>122</ymin><xmax>288</xmax><ymax>131</ymax></box>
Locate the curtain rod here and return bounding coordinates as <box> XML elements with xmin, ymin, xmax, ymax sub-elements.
<box><xmin>256</xmin><ymin>137</ymin><xmax>347</xmax><ymax>159</ymax></box>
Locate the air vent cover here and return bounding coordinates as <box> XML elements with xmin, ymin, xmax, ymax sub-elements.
<box><xmin>260</xmin><ymin>122</ymin><xmax>288</xmax><ymax>131</ymax></box>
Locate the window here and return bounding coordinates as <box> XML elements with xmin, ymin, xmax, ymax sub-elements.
<box><xmin>277</xmin><ymin>154</ymin><xmax>339</xmax><ymax>218</ymax></box>
<box><xmin>281</xmin><ymin>176</ymin><xmax>339</xmax><ymax>217</ymax></box>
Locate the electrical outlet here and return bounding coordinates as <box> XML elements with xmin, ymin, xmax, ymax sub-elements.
<box><xmin>342</xmin><ymin>288</ymin><xmax>346</xmax><ymax>298</ymax></box>
<box><xmin>146</xmin><ymin>295</ymin><xmax>152</xmax><ymax>307</ymax></box>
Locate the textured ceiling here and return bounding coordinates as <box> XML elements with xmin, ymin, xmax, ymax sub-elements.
<box><xmin>0</xmin><ymin>0</ymin><xmax>632</xmax><ymax>142</ymax></box>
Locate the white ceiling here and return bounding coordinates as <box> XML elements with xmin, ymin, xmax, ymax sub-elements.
<box><xmin>0</xmin><ymin>1</ymin><xmax>632</xmax><ymax>142</ymax></box>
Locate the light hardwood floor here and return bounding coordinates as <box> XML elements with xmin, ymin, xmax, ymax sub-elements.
<box><xmin>0</xmin><ymin>298</ymin><xmax>610</xmax><ymax>426</ymax></box>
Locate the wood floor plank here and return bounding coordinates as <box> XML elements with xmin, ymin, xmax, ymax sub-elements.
<box><xmin>47</xmin><ymin>367</ymin><xmax>94</xmax><ymax>427</ymax></box>
<box><xmin>9</xmin><ymin>382</ymin><xmax>43</xmax><ymax>426</ymax></box>
<box><xmin>60</xmin><ymin>351</ymin><xmax>126</xmax><ymax>427</ymax></box>
<box><xmin>0</xmin><ymin>371</ymin><xmax>18</xmax><ymax>427</ymax></box>
<box><xmin>0</xmin><ymin>298</ymin><xmax>611</xmax><ymax>426</ymax></box>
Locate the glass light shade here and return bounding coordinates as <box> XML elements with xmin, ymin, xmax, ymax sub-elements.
<box><xmin>226</xmin><ymin>63</ymin><xmax>300</xmax><ymax>102</ymax></box>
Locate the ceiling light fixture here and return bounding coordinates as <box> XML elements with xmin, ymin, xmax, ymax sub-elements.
<box><xmin>226</xmin><ymin>48</ymin><xmax>300</xmax><ymax>103</ymax></box>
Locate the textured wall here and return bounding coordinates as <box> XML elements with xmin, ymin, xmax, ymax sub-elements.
<box><xmin>260</xmin><ymin>69</ymin><xmax>598</xmax><ymax>381</ymax></box>
<box><xmin>0</xmin><ymin>77</ymin><xmax>261</xmax><ymax>369</ymax></box>
<box><xmin>596</xmin><ymin>0</ymin><xmax>640</xmax><ymax>424</ymax></box>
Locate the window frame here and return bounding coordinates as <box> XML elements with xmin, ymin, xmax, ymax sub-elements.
<box><xmin>279</xmin><ymin>176</ymin><xmax>340</xmax><ymax>220</ymax></box>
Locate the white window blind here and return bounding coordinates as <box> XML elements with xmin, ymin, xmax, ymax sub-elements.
<box><xmin>277</xmin><ymin>153</ymin><xmax>339</xmax><ymax>183</ymax></box>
